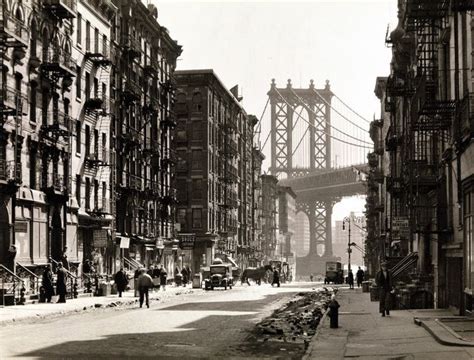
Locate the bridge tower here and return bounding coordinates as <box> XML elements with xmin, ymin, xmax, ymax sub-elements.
<box><xmin>267</xmin><ymin>79</ymin><xmax>339</xmax><ymax>275</ymax></box>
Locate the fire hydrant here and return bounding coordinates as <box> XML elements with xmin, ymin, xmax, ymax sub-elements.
<box><xmin>328</xmin><ymin>297</ymin><xmax>340</xmax><ymax>328</ymax></box>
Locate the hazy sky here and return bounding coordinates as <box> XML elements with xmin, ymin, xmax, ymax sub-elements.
<box><xmin>153</xmin><ymin>0</ymin><xmax>398</xmax><ymax>221</ymax></box>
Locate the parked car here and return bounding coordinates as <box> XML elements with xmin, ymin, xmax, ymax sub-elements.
<box><xmin>204</xmin><ymin>264</ymin><xmax>233</xmax><ymax>290</ymax></box>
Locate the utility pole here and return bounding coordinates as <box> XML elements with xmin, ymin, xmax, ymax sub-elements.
<box><xmin>343</xmin><ymin>216</ymin><xmax>352</xmax><ymax>272</ymax></box>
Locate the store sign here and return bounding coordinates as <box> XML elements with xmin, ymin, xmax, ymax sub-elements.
<box><xmin>119</xmin><ymin>237</ymin><xmax>130</xmax><ymax>249</ymax></box>
<box><xmin>392</xmin><ymin>217</ymin><xmax>409</xmax><ymax>238</ymax></box>
<box><xmin>179</xmin><ymin>233</ymin><xmax>195</xmax><ymax>249</ymax></box>
<box><xmin>93</xmin><ymin>229</ymin><xmax>108</xmax><ymax>248</ymax></box>
<box><xmin>14</xmin><ymin>222</ymin><xmax>28</xmax><ymax>233</ymax></box>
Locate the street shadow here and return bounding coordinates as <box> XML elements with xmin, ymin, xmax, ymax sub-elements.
<box><xmin>16</xmin><ymin>292</ymin><xmax>303</xmax><ymax>359</ymax></box>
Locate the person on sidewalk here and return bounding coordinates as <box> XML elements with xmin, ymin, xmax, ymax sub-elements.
<box><xmin>42</xmin><ymin>264</ymin><xmax>55</xmax><ymax>303</ymax></box>
<box><xmin>114</xmin><ymin>268</ymin><xmax>128</xmax><ymax>298</ymax></box>
<box><xmin>159</xmin><ymin>265</ymin><xmax>167</xmax><ymax>291</ymax></box>
<box><xmin>356</xmin><ymin>267</ymin><xmax>365</xmax><ymax>288</ymax></box>
<box><xmin>137</xmin><ymin>269</ymin><xmax>153</xmax><ymax>308</ymax></box>
<box><xmin>181</xmin><ymin>267</ymin><xmax>188</xmax><ymax>286</ymax></box>
<box><xmin>271</xmin><ymin>268</ymin><xmax>280</xmax><ymax>287</ymax></box>
<box><xmin>56</xmin><ymin>263</ymin><xmax>67</xmax><ymax>303</ymax></box>
<box><xmin>376</xmin><ymin>261</ymin><xmax>394</xmax><ymax>316</ymax></box>
<box><xmin>348</xmin><ymin>269</ymin><xmax>354</xmax><ymax>289</ymax></box>
<box><xmin>152</xmin><ymin>266</ymin><xmax>161</xmax><ymax>291</ymax></box>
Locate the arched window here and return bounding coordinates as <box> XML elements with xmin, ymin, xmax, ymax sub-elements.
<box><xmin>14</xmin><ymin>5</ymin><xmax>24</xmax><ymax>21</ymax></box>
<box><xmin>42</xmin><ymin>28</ymin><xmax>49</xmax><ymax>61</ymax></box>
<box><xmin>30</xmin><ymin>20</ymin><xmax>38</xmax><ymax>58</ymax></box>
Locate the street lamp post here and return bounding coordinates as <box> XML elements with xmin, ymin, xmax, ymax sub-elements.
<box><xmin>343</xmin><ymin>216</ymin><xmax>352</xmax><ymax>272</ymax></box>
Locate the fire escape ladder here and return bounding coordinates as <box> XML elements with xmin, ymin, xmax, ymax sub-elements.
<box><xmin>391</xmin><ymin>252</ymin><xmax>419</xmax><ymax>279</ymax></box>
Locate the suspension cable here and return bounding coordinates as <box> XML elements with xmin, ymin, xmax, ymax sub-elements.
<box><xmin>310</xmin><ymin>88</ymin><xmax>371</xmax><ymax>133</ymax></box>
<box><xmin>332</xmin><ymin>93</ymin><xmax>372</xmax><ymax>125</ymax></box>
<box><xmin>292</xmin><ymin>126</ymin><xmax>310</xmax><ymax>156</ymax></box>
<box><xmin>274</xmin><ymin>88</ymin><xmax>373</xmax><ymax>149</ymax></box>
<box><xmin>287</xmin><ymin>88</ymin><xmax>373</xmax><ymax>145</ymax></box>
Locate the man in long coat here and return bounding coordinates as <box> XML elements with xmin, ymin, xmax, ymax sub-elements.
<box><xmin>376</xmin><ymin>262</ymin><xmax>393</xmax><ymax>316</ymax></box>
<box><xmin>42</xmin><ymin>264</ymin><xmax>55</xmax><ymax>303</ymax></box>
<box><xmin>56</xmin><ymin>263</ymin><xmax>67</xmax><ymax>303</ymax></box>
<box><xmin>114</xmin><ymin>268</ymin><xmax>128</xmax><ymax>297</ymax></box>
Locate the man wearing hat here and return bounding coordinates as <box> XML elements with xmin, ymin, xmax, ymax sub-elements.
<box><xmin>376</xmin><ymin>261</ymin><xmax>394</xmax><ymax>316</ymax></box>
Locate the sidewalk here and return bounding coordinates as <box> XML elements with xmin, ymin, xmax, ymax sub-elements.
<box><xmin>304</xmin><ymin>287</ymin><xmax>474</xmax><ymax>360</ymax></box>
<box><xmin>0</xmin><ymin>285</ymin><xmax>196</xmax><ymax>326</ymax></box>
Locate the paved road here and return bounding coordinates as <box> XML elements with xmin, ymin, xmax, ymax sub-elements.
<box><xmin>1</xmin><ymin>282</ymin><xmax>320</xmax><ymax>359</ymax></box>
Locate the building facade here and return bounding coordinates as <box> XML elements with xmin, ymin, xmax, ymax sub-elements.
<box><xmin>112</xmin><ymin>0</ymin><xmax>181</xmax><ymax>276</ymax></box>
<box><xmin>0</xmin><ymin>0</ymin><xmax>181</xmax><ymax>292</ymax></box>
<box><xmin>173</xmin><ymin>70</ymin><xmax>259</xmax><ymax>272</ymax></box>
<box><xmin>261</xmin><ymin>174</ymin><xmax>278</xmax><ymax>262</ymax></box>
<box><xmin>368</xmin><ymin>0</ymin><xmax>474</xmax><ymax>313</ymax></box>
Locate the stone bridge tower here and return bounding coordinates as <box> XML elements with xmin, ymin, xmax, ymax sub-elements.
<box><xmin>268</xmin><ymin>79</ymin><xmax>339</xmax><ymax>275</ymax></box>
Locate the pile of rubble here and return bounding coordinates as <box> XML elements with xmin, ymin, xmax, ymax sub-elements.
<box><xmin>254</xmin><ymin>288</ymin><xmax>333</xmax><ymax>347</ymax></box>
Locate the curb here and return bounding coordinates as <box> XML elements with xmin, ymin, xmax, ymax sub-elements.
<box><xmin>415</xmin><ymin>318</ymin><xmax>474</xmax><ymax>347</ymax></box>
<box><xmin>0</xmin><ymin>288</ymin><xmax>197</xmax><ymax>327</ymax></box>
<box><xmin>302</xmin><ymin>300</ymin><xmax>331</xmax><ymax>360</ymax></box>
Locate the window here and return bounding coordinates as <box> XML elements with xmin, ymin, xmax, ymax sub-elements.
<box><xmin>76</xmin><ymin>13</ymin><xmax>82</xmax><ymax>45</ymax></box>
<box><xmin>76</xmin><ymin>175</ymin><xmax>81</xmax><ymax>205</ymax></box>
<box><xmin>85</xmin><ymin>72</ymin><xmax>90</xmax><ymax>100</ymax></box>
<box><xmin>177</xmin><ymin>179</ymin><xmax>187</xmax><ymax>202</ymax></box>
<box><xmin>102</xmin><ymin>181</ymin><xmax>106</xmax><ymax>209</ymax></box>
<box><xmin>192</xmin><ymin>208</ymin><xmax>202</xmax><ymax>229</ymax></box>
<box><xmin>85</xmin><ymin>20</ymin><xmax>90</xmax><ymax>51</ymax></box>
<box><xmin>76</xmin><ymin>120</ymin><xmax>81</xmax><ymax>153</ymax></box>
<box><xmin>177</xmin><ymin>209</ymin><xmax>186</xmax><ymax>227</ymax></box>
<box><xmin>192</xmin><ymin>121</ymin><xmax>202</xmax><ymax>141</ymax></box>
<box><xmin>192</xmin><ymin>150</ymin><xmax>202</xmax><ymax>170</ymax></box>
<box><xmin>30</xmin><ymin>151</ymin><xmax>36</xmax><ymax>189</ymax></box>
<box><xmin>85</xmin><ymin>177</ymin><xmax>90</xmax><ymax>210</ymax></box>
<box><xmin>30</xmin><ymin>83</ymin><xmax>37</xmax><ymax>123</ymax></box>
<box><xmin>192</xmin><ymin>92</ymin><xmax>202</xmax><ymax>112</ymax></box>
<box><xmin>94</xmin><ymin>28</ymin><xmax>99</xmax><ymax>53</ymax></box>
<box><xmin>192</xmin><ymin>179</ymin><xmax>202</xmax><ymax>199</ymax></box>
<box><xmin>94</xmin><ymin>179</ymin><xmax>99</xmax><ymax>210</ymax></box>
<box><xmin>76</xmin><ymin>66</ymin><xmax>81</xmax><ymax>98</ymax></box>
<box><xmin>85</xmin><ymin>125</ymin><xmax>90</xmax><ymax>156</ymax></box>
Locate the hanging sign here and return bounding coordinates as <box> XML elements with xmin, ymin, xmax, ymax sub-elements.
<box><xmin>179</xmin><ymin>233</ymin><xmax>195</xmax><ymax>249</ymax></box>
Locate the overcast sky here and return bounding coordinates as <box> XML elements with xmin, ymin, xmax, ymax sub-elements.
<box><xmin>153</xmin><ymin>0</ymin><xmax>398</xmax><ymax>221</ymax></box>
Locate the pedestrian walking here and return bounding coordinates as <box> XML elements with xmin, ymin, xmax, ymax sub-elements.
<box><xmin>56</xmin><ymin>263</ymin><xmax>67</xmax><ymax>303</ymax></box>
<box><xmin>42</xmin><ymin>264</ymin><xmax>55</xmax><ymax>303</ymax></box>
<box><xmin>271</xmin><ymin>268</ymin><xmax>280</xmax><ymax>287</ymax></box>
<box><xmin>310</xmin><ymin>273</ymin><xmax>314</xmax><ymax>282</ymax></box>
<box><xmin>147</xmin><ymin>266</ymin><xmax>154</xmax><ymax>277</ymax></box>
<box><xmin>348</xmin><ymin>269</ymin><xmax>354</xmax><ymax>289</ymax></box>
<box><xmin>356</xmin><ymin>267</ymin><xmax>365</xmax><ymax>288</ymax></box>
<box><xmin>114</xmin><ymin>268</ymin><xmax>128</xmax><ymax>297</ymax></box>
<box><xmin>159</xmin><ymin>265</ymin><xmax>168</xmax><ymax>291</ymax></box>
<box><xmin>137</xmin><ymin>269</ymin><xmax>153</xmax><ymax>308</ymax></box>
<box><xmin>376</xmin><ymin>261</ymin><xmax>394</xmax><ymax>317</ymax></box>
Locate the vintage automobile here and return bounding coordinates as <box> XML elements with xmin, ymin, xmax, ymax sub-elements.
<box><xmin>204</xmin><ymin>264</ymin><xmax>233</xmax><ymax>290</ymax></box>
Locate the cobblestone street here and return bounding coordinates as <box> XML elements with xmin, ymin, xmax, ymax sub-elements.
<box><xmin>1</xmin><ymin>283</ymin><xmax>322</xmax><ymax>359</ymax></box>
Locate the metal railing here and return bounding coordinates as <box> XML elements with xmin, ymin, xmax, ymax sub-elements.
<box><xmin>2</xmin><ymin>11</ymin><xmax>30</xmax><ymax>45</ymax></box>
<box><xmin>391</xmin><ymin>252</ymin><xmax>419</xmax><ymax>279</ymax></box>
<box><xmin>0</xmin><ymin>264</ymin><xmax>25</xmax><ymax>306</ymax></box>
<box><xmin>43</xmin><ymin>0</ymin><xmax>77</xmax><ymax>15</ymax></box>
<box><xmin>0</xmin><ymin>159</ymin><xmax>21</xmax><ymax>182</ymax></box>
<box><xmin>1</xmin><ymin>86</ymin><xmax>28</xmax><ymax>115</ymax></box>
<box><xmin>49</xmin><ymin>258</ymin><xmax>78</xmax><ymax>299</ymax></box>
<box><xmin>42</xmin><ymin>48</ymin><xmax>76</xmax><ymax>74</ymax></box>
<box><xmin>44</xmin><ymin>110</ymin><xmax>72</xmax><ymax>130</ymax></box>
<box><xmin>16</xmin><ymin>263</ymin><xmax>40</xmax><ymax>295</ymax></box>
<box><xmin>40</xmin><ymin>173</ymin><xmax>70</xmax><ymax>193</ymax></box>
